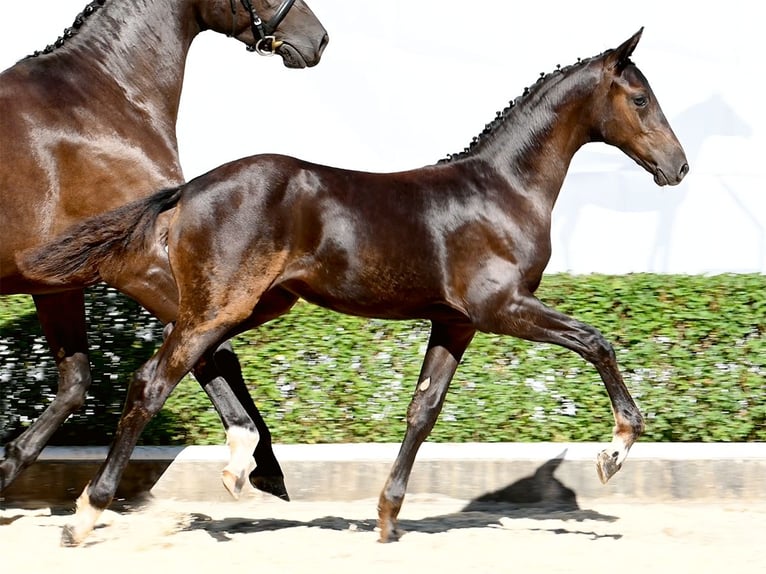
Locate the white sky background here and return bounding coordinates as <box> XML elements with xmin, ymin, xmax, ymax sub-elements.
<box><xmin>1</xmin><ymin>1</ymin><xmax>763</xmax><ymax>274</ymax></box>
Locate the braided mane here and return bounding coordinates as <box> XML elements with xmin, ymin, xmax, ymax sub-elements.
<box><xmin>438</xmin><ymin>49</ymin><xmax>617</xmax><ymax>164</ymax></box>
<box><xmin>25</xmin><ymin>0</ymin><xmax>107</xmax><ymax>59</ymax></box>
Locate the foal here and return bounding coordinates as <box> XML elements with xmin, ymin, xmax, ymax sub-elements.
<box><xmin>20</xmin><ymin>28</ymin><xmax>687</xmax><ymax>545</ymax></box>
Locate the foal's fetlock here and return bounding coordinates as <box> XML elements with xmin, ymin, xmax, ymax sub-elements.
<box><xmin>377</xmin><ymin>495</ymin><xmax>405</xmax><ymax>543</ymax></box>
<box><xmin>222</xmin><ymin>426</ymin><xmax>259</xmax><ymax>499</ymax></box>
<box><xmin>61</xmin><ymin>488</ymin><xmax>104</xmax><ymax>547</ymax></box>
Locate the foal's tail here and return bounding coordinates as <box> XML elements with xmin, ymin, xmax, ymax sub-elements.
<box><xmin>18</xmin><ymin>186</ymin><xmax>183</xmax><ymax>287</ymax></box>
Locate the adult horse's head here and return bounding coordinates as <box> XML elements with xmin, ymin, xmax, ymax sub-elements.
<box><xmin>593</xmin><ymin>28</ymin><xmax>689</xmax><ymax>186</ymax></box>
<box><xmin>200</xmin><ymin>0</ymin><xmax>328</xmax><ymax>68</ymax></box>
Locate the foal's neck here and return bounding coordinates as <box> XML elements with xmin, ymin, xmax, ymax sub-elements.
<box><xmin>474</xmin><ymin>66</ymin><xmax>598</xmax><ymax>209</ymax></box>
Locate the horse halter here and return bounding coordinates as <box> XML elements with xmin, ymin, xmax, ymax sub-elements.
<box><xmin>229</xmin><ymin>0</ymin><xmax>297</xmax><ymax>56</ymax></box>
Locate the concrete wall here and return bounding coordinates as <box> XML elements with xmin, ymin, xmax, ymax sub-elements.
<box><xmin>4</xmin><ymin>443</ymin><xmax>765</xmax><ymax>507</ymax></box>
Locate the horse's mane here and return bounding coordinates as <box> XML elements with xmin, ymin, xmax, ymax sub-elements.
<box><xmin>24</xmin><ymin>0</ymin><xmax>107</xmax><ymax>60</ymax></box>
<box><xmin>438</xmin><ymin>48</ymin><xmax>623</xmax><ymax>164</ymax></box>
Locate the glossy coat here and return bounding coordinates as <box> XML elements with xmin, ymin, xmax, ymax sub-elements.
<box><xmin>21</xmin><ymin>29</ymin><xmax>688</xmax><ymax>545</ymax></box>
<box><xmin>1</xmin><ymin>0</ymin><xmax>328</xmax><ymax>498</ymax></box>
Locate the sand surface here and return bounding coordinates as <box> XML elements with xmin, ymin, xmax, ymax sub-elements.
<box><xmin>2</xmin><ymin>494</ymin><xmax>764</xmax><ymax>573</ymax></box>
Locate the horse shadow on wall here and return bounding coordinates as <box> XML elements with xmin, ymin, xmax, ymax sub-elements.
<box><xmin>553</xmin><ymin>93</ymin><xmax>756</xmax><ymax>272</ymax></box>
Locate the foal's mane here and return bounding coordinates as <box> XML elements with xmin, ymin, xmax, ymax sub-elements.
<box><xmin>25</xmin><ymin>0</ymin><xmax>107</xmax><ymax>60</ymax></box>
<box><xmin>438</xmin><ymin>47</ymin><xmax>621</xmax><ymax>164</ymax></box>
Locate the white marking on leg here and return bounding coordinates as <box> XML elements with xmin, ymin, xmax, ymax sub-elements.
<box><xmin>63</xmin><ymin>485</ymin><xmax>103</xmax><ymax>546</ymax></box>
<box><xmin>606</xmin><ymin>434</ymin><xmax>630</xmax><ymax>466</ymax></box>
<box><xmin>419</xmin><ymin>377</ymin><xmax>431</xmax><ymax>392</ymax></box>
<box><xmin>221</xmin><ymin>425</ymin><xmax>259</xmax><ymax>499</ymax></box>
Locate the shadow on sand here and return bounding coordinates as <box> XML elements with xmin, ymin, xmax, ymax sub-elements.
<box><xmin>176</xmin><ymin>451</ymin><xmax>621</xmax><ymax>542</ymax></box>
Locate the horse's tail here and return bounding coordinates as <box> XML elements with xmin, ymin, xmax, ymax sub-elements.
<box><xmin>18</xmin><ymin>186</ymin><xmax>183</xmax><ymax>287</ymax></box>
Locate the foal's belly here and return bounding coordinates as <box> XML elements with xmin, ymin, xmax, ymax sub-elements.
<box><xmin>279</xmin><ymin>276</ymin><xmax>444</xmax><ymax>322</ymax></box>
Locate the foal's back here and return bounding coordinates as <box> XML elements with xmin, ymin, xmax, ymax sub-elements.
<box><xmin>169</xmin><ymin>153</ymin><xmax>541</xmax><ymax>323</ymax></box>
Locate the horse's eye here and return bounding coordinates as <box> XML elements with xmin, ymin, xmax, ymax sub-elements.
<box><xmin>633</xmin><ymin>95</ymin><xmax>648</xmax><ymax>108</ymax></box>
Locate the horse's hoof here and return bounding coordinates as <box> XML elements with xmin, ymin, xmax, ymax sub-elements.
<box><xmin>596</xmin><ymin>450</ymin><xmax>622</xmax><ymax>484</ymax></box>
<box><xmin>60</xmin><ymin>525</ymin><xmax>81</xmax><ymax>547</ymax></box>
<box><xmin>250</xmin><ymin>474</ymin><xmax>290</xmax><ymax>501</ymax></box>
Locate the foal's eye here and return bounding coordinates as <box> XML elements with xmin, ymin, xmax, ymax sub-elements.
<box><xmin>633</xmin><ymin>95</ymin><xmax>648</xmax><ymax>108</ymax></box>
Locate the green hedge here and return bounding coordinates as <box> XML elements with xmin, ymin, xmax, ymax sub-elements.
<box><xmin>1</xmin><ymin>274</ymin><xmax>764</xmax><ymax>446</ymax></box>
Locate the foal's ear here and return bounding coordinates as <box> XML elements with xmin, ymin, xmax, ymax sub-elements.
<box><xmin>607</xmin><ymin>27</ymin><xmax>644</xmax><ymax>72</ymax></box>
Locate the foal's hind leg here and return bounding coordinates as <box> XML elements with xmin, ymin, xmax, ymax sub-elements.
<box><xmin>169</xmin><ymin>288</ymin><xmax>298</xmax><ymax>500</ymax></box>
<box><xmin>208</xmin><ymin>343</ymin><xmax>287</xmax><ymax>499</ymax></box>
<box><xmin>377</xmin><ymin>322</ymin><xmax>475</xmax><ymax>542</ymax></box>
<box><xmin>61</xmin><ymin>320</ymin><xmax>233</xmax><ymax>546</ymax></box>
<box><xmin>213</xmin><ymin>287</ymin><xmax>300</xmax><ymax>500</ymax></box>
<box><xmin>479</xmin><ymin>292</ymin><xmax>645</xmax><ymax>484</ymax></box>
<box><xmin>119</xmin><ymin>261</ymin><xmax>291</xmax><ymax>500</ymax></box>
<box><xmin>160</xmin><ymin>320</ymin><xmax>261</xmax><ymax>501</ymax></box>
<box><xmin>0</xmin><ymin>291</ymin><xmax>91</xmax><ymax>492</ymax></box>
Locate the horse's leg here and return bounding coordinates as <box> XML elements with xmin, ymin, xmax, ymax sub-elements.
<box><xmin>0</xmin><ymin>291</ymin><xmax>91</xmax><ymax>491</ymax></box>
<box><xmin>159</xmin><ymin>287</ymin><xmax>298</xmax><ymax>501</ymax></box>
<box><xmin>377</xmin><ymin>321</ymin><xmax>475</xmax><ymax>543</ymax></box>
<box><xmin>156</xmin><ymin>320</ymin><xmax>258</xmax><ymax>501</ymax></box>
<box><xmin>209</xmin><ymin>344</ymin><xmax>286</xmax><ymax>498</ymax></box>
<box><xmin>197</xmin><ymin>340</ymin><xmax>289</xmax><ymax>499</ymax></box>
<box><xmin>210</xmin><ymin>287</ymin><xmax>299</xmax><ymax>499</ymax></box>
<box><xmin>122</xmin><ymin>264</ymin><xmax>291</xmax><ymax>500</ymax></box>
<box><xmin>480</xmin><ymin>292</ymin><xmax>645</xmax><ymax>484</ymax></box>
<box><xmin>61</xmin><ymin>319</ymin><xmax>229</xmax><ymax>546</ymax></box>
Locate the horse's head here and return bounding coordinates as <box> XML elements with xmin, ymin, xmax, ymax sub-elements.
<box><xmin>200</xmin><ymin>0</ymin><xmax>328</xmax><ymax>68</ymax></box>
<box><xmin>593</xmin><ymin>28</ymin><xmax>689</xmax><ymax>186</ymax></box>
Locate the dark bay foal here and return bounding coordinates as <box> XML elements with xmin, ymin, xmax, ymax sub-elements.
<box><xmin>20</xmin><ymin>28</ymin><xmax>687</xmax><ymax>545</ymax></box>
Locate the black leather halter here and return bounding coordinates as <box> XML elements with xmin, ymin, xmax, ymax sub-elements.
<box><xmin>230</xmin><ymin>0</ymin><xmax>297</xmax><ymax>55</ymax></box>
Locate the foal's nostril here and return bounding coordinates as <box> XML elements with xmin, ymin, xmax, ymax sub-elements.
<box><xmin>679</xmin><ymin>163</ymin><xmax>690</xmax><ymax>178</ymax></box>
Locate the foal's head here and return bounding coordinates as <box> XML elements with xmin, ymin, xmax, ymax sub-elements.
<box><xmin>590</xmin><ymin>28</ymin><xmax>689</xmax><ymax>186</ymax></box>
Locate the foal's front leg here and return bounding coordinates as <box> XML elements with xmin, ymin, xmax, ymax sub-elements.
<box><xmin>481</xmin><ymin>292</ymin><xmax>644</xmax><ymax>483</ymax></box>
<box><xmin>377</xmin><ymin>322</ymin><xmax>475</xmax><ymax>542</ymax></box>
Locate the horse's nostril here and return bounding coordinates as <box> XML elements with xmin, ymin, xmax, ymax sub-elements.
<box><xmin>680</xmin><ymin>163</ymin><xmax>690</xmax><ymax>177</ymax></box>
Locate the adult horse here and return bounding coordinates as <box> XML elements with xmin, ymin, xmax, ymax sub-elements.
<box><xmin>20</xmin><ymin>28</ymin><xmax>688</xmax><ymax>545</ymax></box>
<box><xmin>0</xmin><ymin>0</ymin><xmax>327</xmax><ymax>500</ymax></box>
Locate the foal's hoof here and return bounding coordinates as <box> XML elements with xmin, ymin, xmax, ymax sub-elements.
<box><xmin>596</xmin><ymin>450</ymin><xmax>623</xmax><ymax>484</ymax></box>
<box><xmin>60</xmin><ymin>525</ymin><xmax>81</xmax><ymax>547</ymax></box>
<box><xmin>377</xmin><ymin>526</ymin><xmax>404</xmax><ymax>543</ymax></box>
<box><xmin>377</xmin><ymin>518</ymin><xmax>404</xmax><ymax>543</ymax></box>
<box><xmin>250</xmin><ymin>473</ymin><xmax>290</xmax><ymax>502</ymax></box>
<box><xmin>222</xmin><ymin>469</ymin><xmax>248</xmax><ymax>500</ymax></box>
